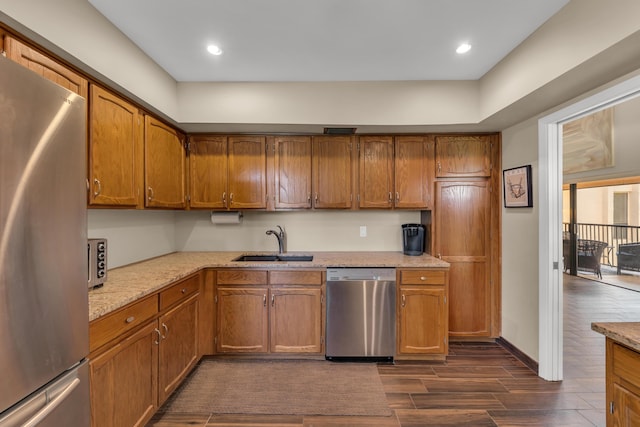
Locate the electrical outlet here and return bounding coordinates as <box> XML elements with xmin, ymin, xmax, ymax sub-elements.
<box><xmin>359</xmin><ymin>226</ymin><xmax>367</xmax><ymax>237</ymax></box>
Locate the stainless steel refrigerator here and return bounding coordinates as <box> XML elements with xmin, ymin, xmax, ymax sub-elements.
<box><xmin>0</xmin><ymin>56</ymin><xmax>90</xmax><ymax>426</ymax></box>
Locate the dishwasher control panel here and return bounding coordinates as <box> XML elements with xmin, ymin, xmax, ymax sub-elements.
<box><xmin>326</xmin><ymin>267</ymin><xmax>396</xmax><ymax>282</ymax></box>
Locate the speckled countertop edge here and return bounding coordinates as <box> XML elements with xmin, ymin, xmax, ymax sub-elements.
<box><xmin>591</xmin><ymin>322</ymin><xmax>640</xmax><ymax>353</ymax></box>
<box><xmin>88</xmin><ymin>251</ymin><xmax>449</xmax><ymax>322</ymax></box>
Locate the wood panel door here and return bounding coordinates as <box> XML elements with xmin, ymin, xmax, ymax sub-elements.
<box><xmin>157</xmin><ymin>294</ymin><xmax>199</xmax><ymax>404</ymax></box>
<box><xmin>274</xmin><ymin>136</ymin><xmax>312</xmax><ymax>209</ymax></box>
<box><xmin>189</xmin><ymin>135</ymin><xmax>228</xmax><ymax>209</ymax></box>
<box><xmin>4</xmin><ymin>36</ymin><xmax>88</xmax><ymax>98</ymax></box>
<box><xmin>395</xmin><ymin>135</ymin><xmax>434</xmax><ymax>209</ymax></box>
<box><xmin>434</xmin><ymin>181</ymin><xmax>491</xmax><ymax>337</ymax></box>
<box><xmin>435</xmin><ymin>136</ymin><xmax>491</xmax><ymax>178</ymax></box>
<box><xmin>228</xmin><ymin>136</ymin><xmax>267</xmax><ymax>209</ymax></box>
<box><xmin>216</xmin><ymin>287</ymin><xmax>269</xmax><ymax>353</ymax></box>
<box><xmin>270</xmin><ymin>287</ymin><xmax>323</xmax><ymax>353</ymax></box>
<box><xmin>613</xmin><ymin>384</ymin><xmax>640</xmax><ymax>426</ymax></box>
<box><xmin>398</xmin><ymin>286</ymin><xmax>447</xmax><ymax>354</ymax></box>
<box><xmin>144</xmin><ymin>116</ymin><xmax>186</xmax><ymax>208</ymax></box>
<box><xmin>312</xmin><ymin>136</ymin><xmax>353</xmax><ymax>209</ymax></box>
<box><xmin>88</xmin><ymin>85</ymin><xmax>142</xmax><ymax>207</ymax></box>
<box><xmin>359</xmin><ymin>136</ymin><xmax>394</xmax><ymax>209</ymax></box>
<box><xmin>89</xmin><ymin>322</ymin><xmax>158</xmax><ymax>427</ymax></box>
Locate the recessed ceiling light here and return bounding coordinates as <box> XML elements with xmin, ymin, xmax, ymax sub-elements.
<box><xmin>456</xmin><ymin>43</ymin><xmax>472</xmax><ymax>54</ymax></box>
<box><xmin>207</xmin><ymin>45</ymin><xmax>223</xmax><ymax>56</ymax></box>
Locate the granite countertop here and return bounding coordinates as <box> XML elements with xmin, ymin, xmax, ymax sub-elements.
<box><xmin>591</xmin><ymin>322</ymin><xmax>640</xmax><ymax>353</ymax></box>
<box><xmin>88</xmin><ymin>251</ymin><xmax>449</xmax><ymax>322</ymax></box>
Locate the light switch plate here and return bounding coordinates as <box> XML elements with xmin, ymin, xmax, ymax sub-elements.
<box><xmin>359</xmin><ymin>226</ymin><xmax>367</xmax><ymax>237</ymax></box>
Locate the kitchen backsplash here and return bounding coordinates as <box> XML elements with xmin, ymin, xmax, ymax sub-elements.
<box><xmin>89</xmin><ymin>209</ymin><xmax>420</xmax><ymax>269</ymax></box>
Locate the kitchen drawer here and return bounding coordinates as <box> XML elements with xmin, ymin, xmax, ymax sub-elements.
<box><xmin>159</xmin><ymin>273</ymin><xmax>200</xmax><ymax>311</ymax></box>
<box><xmin>400</xmin><ymin>270</ymin><xmax>446</xmax><ymax>285</ymax></box>
<box><xmin>89</xmin><ymin>295</ymin><xmax>158</xmax><ymax>353</ymax></box>
<box><xmin>611</xmin><ymin>341</ymin><xmax>640</xmax><ymax>391</ymax></box>
<box><xmin>269</xmin><ymin>270</ymin><xmax>323</xmax><ymax>286</ymax></box>
<box><xmin>217</xmin><ymin>270</ymin><xmax>268</xmax><ymax>285</ymax></box>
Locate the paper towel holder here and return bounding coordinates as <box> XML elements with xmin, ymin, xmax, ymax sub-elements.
<box><xmin>211</xmin><ymin>211</ymin><xmax>243</xmax><ymax>224</ymax></box>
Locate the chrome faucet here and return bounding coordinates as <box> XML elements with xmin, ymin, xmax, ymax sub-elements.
<box><xmin>266</xmin><ymin>225</ymin><xmax>286</xmax><ymax>253</ymax></box>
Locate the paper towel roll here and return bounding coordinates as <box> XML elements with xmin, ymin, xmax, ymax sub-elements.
<box><xmin>210</xmin><ymin>211</ymin><xmax>243</xmax><ymax>224</ymax></box>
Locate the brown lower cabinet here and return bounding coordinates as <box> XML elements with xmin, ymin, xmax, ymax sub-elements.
<box><xmin>396</xmin><ymin>269</ymin><xmax>449</xmax><ymax>360</ymax></box>
<box><xmin>89</xmin><ymin>274</ymin><xmax>200</xmax><ymax>427</ymax></box>
<box><xmin>215</xmin><ymin>269</ymin><xmax>324</xmax><ymax>355</ymax></box>
<box><xmin>607</xmin><ymin>338</ymin><xmax>640</xmax><ymax>426</ymax></box>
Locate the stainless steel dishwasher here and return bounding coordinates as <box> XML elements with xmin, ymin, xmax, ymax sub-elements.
<box><xmin>325</xmin><ymin>267</ymin><xmax>396</xmax><ymax>360</ymax></box>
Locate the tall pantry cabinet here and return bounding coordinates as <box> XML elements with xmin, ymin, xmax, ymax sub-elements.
<box><xmin>431</xmin><ymin>135</ymin><xmax>501</xmax><ymax>339</ymax></box>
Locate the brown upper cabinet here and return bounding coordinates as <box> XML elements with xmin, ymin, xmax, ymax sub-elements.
<box><xmin>4</xmin><ymin>35</ymin><xmax>88</xmax><ymax>99</ymax></box>
<box><xmin>359</xmin><ymin>135</ymin><xmax>434</xmax><ymax>209</ymax></box>
<box><xmin>435</xmin><ymin>135</ymin><xmax>491</xmax><ymax>178</ymax></box>
<box><xmin>144</xmin><ymin>116</ymin><xmax>186</xmax><ymax>208</ymax></box>
<box><xmin>358</xmin><ymin>136</ymin><xmax>394</xmax><ymax>209</ymax></box>
<box><xmin>189</xmin><ymin>135</ymin><xmax>267</xmax><ymax>210</ymax></box>
<box><xmin>273</xmin><ymin>136</ymin><xmax>312</xmax><ymax>209</ymax></box>
<box><xmin>88</xmin><ymin>84</ymin><xmax>143</xmax><ymax>207</ymax></box>
<box><xmin>312</xmin><ymin>135</ymin><xmax>354</xmax><ymax>209</ymax></box>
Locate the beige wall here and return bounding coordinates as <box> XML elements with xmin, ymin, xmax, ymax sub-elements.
<box><xmin>500</xmin><ymin>119</ymin><xmax>540</xmax><ymax>359</ymax></box>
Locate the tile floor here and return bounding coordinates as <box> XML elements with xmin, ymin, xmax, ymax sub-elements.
<box><xmin>146</xmin><ymin>275</ymin><xmax>640</xmax><ymax>426</ymax></box>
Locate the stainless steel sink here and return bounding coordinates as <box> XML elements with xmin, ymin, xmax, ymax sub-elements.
<box><xmin>232</xmin><ymin>254</ymin><xmax>313</xmax><ymax>262</ymax></box>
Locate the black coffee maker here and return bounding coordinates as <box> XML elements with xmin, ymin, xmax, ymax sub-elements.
<box><xmin>402</xmin><ymin>223</ymin><xmax>425</xmax><ymax>256</ymax></box>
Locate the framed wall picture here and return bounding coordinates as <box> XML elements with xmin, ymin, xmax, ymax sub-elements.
<box><xmin>503</xmin><ymin>165</ymin><xmax>533</xmax><ymax>208</ymax></box>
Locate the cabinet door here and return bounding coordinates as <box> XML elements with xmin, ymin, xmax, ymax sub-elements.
<box><xmin>613</xmin><ymin>384</ymin><xmax>640</xmax><ymax>426</ymax></box>
<box><xmin>4</xmin><ymin>36</ymin><xmax>88</xmax><ymax>98</ymax></box>
<box><xmin>189</xmin><ymin>135</ymin><xmax>228</xmax><ymax>209</ymax></box>
<box><xmin>359</xmin><ymin>136</ymin><xmax>393</xmax><ymax>209</ymax></box>
<box><xmin>88</xmin><ymin>85</ymin><xmax>142</xmax><ymax>207</ymax></box>
<box><xmin>144</xmin><ymin>116</ymin><xmax>186</xmax><ymax>208</ymax></box>
<box><xmin>270</xmin><ymin>287</ymin><xmax>323</xmax><ymax>353</ymax></box>
<box><xmin>89</xmin><ymin>322</ymin><xmax>158</xmax><ymax>427</ymax></box>
<box><xmin>158</xmin><ymin>294</ymin><xmax>199</xmax><ymax>404</ymax></box>
<box><xmin>274</xmin><ymin>136</ymin><xmax>312</xmax><ymax>209</ymax></box>
<box><xmin>227</xmin><ymin>136</ymin><xmax>267</xmax><ymax>209</ymax></box>
<box><xmin>435</xmin><ymin>136</ymin><xmax>491</xmax><ymax>177</ymax></box>
<box><xmin>312</xmin><ymin>136</ymin><xmax>353</xmax><ymax>209</ymax></box>
<box><xmin>216</xmin><ymin>287</ymin><xmax>268</xmax><ymax>353</ymax></box>
<box><xmin>398</xmin><ymin>286</ymin><xmax>447</xmax><ymax>354</ymax></box>
<box><xmin>395</xmin><ymin>136</ymin><xmax>433</xmax><ymax>209</ymax></box>
<box><xmin>434</xmin><ymin>181</ymin><xmax>491</xmax><ymax>337</ymax></box>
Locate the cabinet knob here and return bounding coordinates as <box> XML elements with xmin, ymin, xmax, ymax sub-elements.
<box><xmin>162</xmin><ymin>323</ymin><xmax>168</xmax><ymax>339</ymax></box>
<box><xmin>125</xmin><ymin>316</ymin><xmax>135</xmax><ymax>323</ymax></box>
<box><xmin>420</xmin><ymin>276</ymin><xmax>427</xmax><ymax>281</ymax></box>
<box><xmin>93</xmin><ymin>178</ymin><xmax>102</xmax><ymax>197</ymax></box>
<box><xmin>181</xmin><ymin>288</ymin><xmax>186</xmax><ymax>294</ymax></box>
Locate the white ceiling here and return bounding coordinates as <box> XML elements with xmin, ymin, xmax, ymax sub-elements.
<box><xmin>88</xmin><ymin>0</ymin><xmax>569</xmax><ymax>83</ymax></box>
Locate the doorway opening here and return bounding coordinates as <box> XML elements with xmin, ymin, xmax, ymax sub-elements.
<box><xmin>538</xmin><ymin>73</ymin><xmax>640</xmax><ymax>381</ymax></box>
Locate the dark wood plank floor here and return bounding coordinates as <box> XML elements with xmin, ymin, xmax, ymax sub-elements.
<box><xmin>147</xmin><ymin>275</ymin><xmax>640</xmax><ymax>426</ymax></box>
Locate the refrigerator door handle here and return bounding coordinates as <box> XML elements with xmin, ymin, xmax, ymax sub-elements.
<box><xmin>21</xmin><ymin>378</ymin><xmax>79</xmax><ymax>427</ymax></box>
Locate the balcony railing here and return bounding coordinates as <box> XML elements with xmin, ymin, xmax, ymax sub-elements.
<box><xmin>563</xmin><ymin>222</ymin><xmax>640</xmax><ymax>267</ymax></box>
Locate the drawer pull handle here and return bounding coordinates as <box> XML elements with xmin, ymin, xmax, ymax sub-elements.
<box><xmin>125</xmin><ymin>316</ymin><xmax>135</xmax><ymax>323</ymax></box>
<box><xmin>162</xmin><ymin>323</ymin><xmax>168</xmax><ymax>339</ymax></box>
<box><xmin>420</xmin><ymin>276</ymin><xmax>427</xmax><ymax>281</ymax></box>
<box><xmin>271</xmin><ymin>294</ymin><xmax>275</xmax><ymax>307</ymax></box>
<box><xmin>181</xmin><ymin>288</ymin><xmax>186</xmax><ymax>294</ymax></box>
<box><xmin>263</xmin><ymin>294</ymin><xmax>267</xmax><ymax>307</ymax></box>
<box><xmin>401</xmin><ymin>294</ymin><xmax>406</xmax><ymax>307</ymax></box>
<box><xmin>154</xmin><ymin>328</ymin><xmax>161</xmax><ymax>345</ymax></box>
